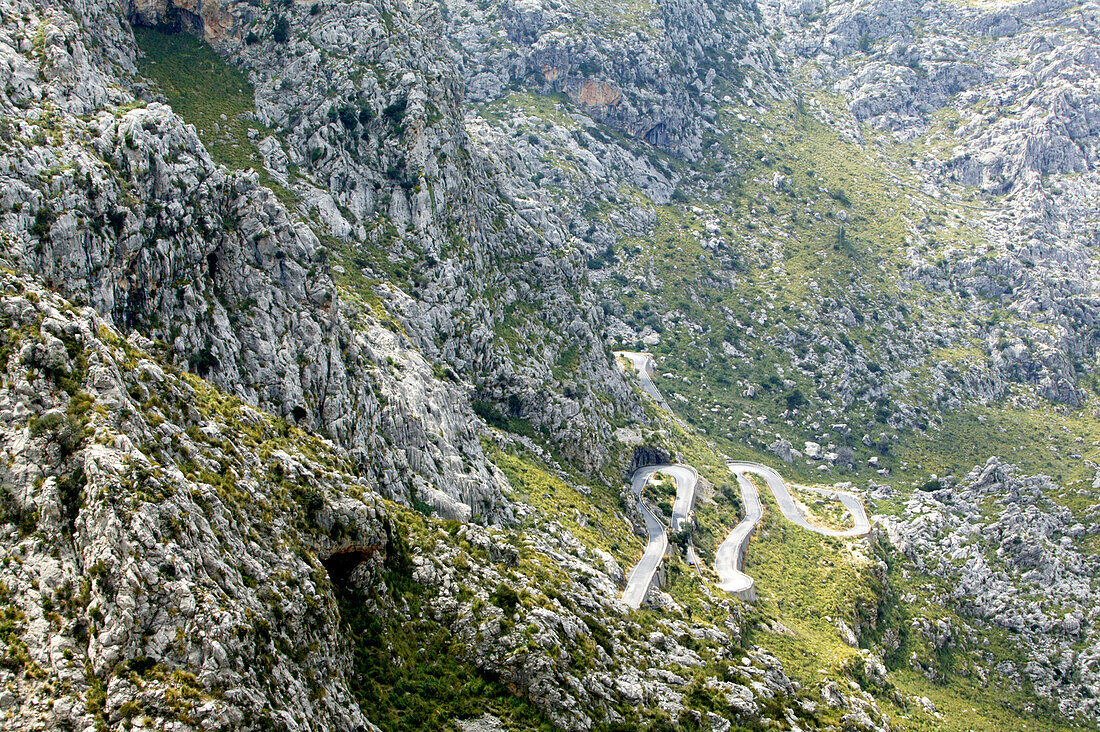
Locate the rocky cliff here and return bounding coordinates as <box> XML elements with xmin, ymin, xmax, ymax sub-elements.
<box><xmin>0</xmin><ymin>265</ymin><xmax>388</xmax><ymax>729</ymax></box>
<box><xmin>763</xmin><ymin>0</ymin><xmax>1100</xmax><ymax>406</ymax></box>
<box><xmin>0</xmin><ymin>266</ymin><xmax>827</xmax><ymax>730</ymax></box>
<box><xmin>884</xmin><ymin>458</ymin><xmax>1100</xmax><ymax>720</ymax></box>
<box><xmin>0</xmin><ymin>0</ymin><xmax>1098</xmax><ymax>729</ymax></box>
<box><xmin>0</xmin><ymin>0</ymin><xmax>651</xmax><ymax>525</ymax></box>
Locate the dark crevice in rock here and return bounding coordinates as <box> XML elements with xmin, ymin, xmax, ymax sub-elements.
<box><xmin>627</xmin><ymin>445</ymin><xmax>672</xmax><ymax>477</ymax></box>
<box><xmin>128</xmin><ymin>0</ymin><xmax>204</xmax><ymax>36</ymax></box>
<box><xmin>323</xmin><ymin>544</ymin><xmax>381</xmax><ymax>586</ymax></box>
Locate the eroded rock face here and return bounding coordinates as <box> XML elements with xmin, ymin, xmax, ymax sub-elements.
<box><xmin>0</xmin><ymin>271</ymin><xmax>822</xmax><ymax>729</ymax></box>
<box><xmin>443</xmin><ymin>0</ymin><xmax>779</xmax><ymax>159</ymax></box>
<box><xmin>628</xmin><ymin>445</ymin><xmax>673</xmax><ymax>475</ymax></box>
<box><xmin>216</xmin><ymin>0</ymin><xmax>643</xmax><ymax>473</ymax></box>
<box><xmin>0</xmin><ymin>0</ymin><xmax>653</xmax><ymax>521</ymax></box>
<box><xmin>129</xmin><ymin>0</ymin><xmax>236</xmax><ymax>42</ymax></box>
<box><xmin>762</xmin><ymin>0</ymin><xmax>1100</xmax><ymax>405</ymax></box>
<box><xmin>884</xmin><ymin>458</ymin><xmax>1100</xmax><ymax>719</ymax></box>
<box><xmin>2</xmin><ymin>0</ymin><xmax>1100</xmax><ymax>727</ymax></box>
<box><xmin>1</xmin><ymin>93</ymin><xmax>511</xmax><ymax>522</ymax></box>
<box><xmin>0</xmin><ymin>270</ymin><xmax>388</xmax><ymax>730</ymax></box>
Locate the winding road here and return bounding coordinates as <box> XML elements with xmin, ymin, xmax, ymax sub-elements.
<box><xmin>616</xmin><ymin>353</ymin><xmax>872</xmax><ymax>607</ymax></box>
<box><xmin>715</xmin><ymin>462</ymin><xmax>871</xmax><ymax>601</ymax></box>
<box><xmin>729</xmin><ymin>462</ymin><xmax>870</xmax><ymax>539</ymax></box>
<box><xmin>616</xmin><ymin>351</ymin><xmax>672</xmax><ymax>412</ymax></box>
<box><xmin>621</xmin><ymin>464</ymin><xmax>697</xmax><ymax>608</ymax></box>
<box><xmin>713</xmin><ymin>468</ymin><xmax>762</xmax><ymax>600</ymax></box>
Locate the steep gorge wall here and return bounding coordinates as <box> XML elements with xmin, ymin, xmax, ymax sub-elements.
<box><xmin>0</xmin><ymin>0</ymin><xmax>648</xmax><ymax>524</ymax></box>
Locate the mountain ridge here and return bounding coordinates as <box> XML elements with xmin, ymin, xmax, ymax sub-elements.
<box><xmin>0</xmin><ymin>0</ymin><xmax>1098</xmax><ymax>729</ymax></box>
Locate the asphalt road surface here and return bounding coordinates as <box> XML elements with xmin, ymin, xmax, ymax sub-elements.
<box><xmin>713</xmin><ymin>470</ymin><xmax>762</xmax><ymax>599</ymax></box>
<box><xmin>616</xmin><ymin>352</ymin><xmax>870</xmax><ymax>606</ymax></box>
<box><xmin>621</xmin><ymin>464</ymin><xmax>697</xmax><ymax>608</ymax></box>
<box><xmin>713</xmin><ymin>461</ymin><xmax>871</xmax><ymax>601</ymax></box>
<box><xmin>615</xmin><ymin>351</ymin><xmax>671</xmax><ymax>411</ymax></box>
<box><xmin>728</xmin><ymin>461</ymin><xmax>870</xmax><ymax>538</ymax></box>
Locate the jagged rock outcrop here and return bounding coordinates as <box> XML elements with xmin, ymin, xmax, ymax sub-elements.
<box><xmin>0</xmin><ymin>267</ymin><xmax>390</xmax><ymax>729</ymax></box>
<box><xmin>130</xmin><ymin>0</ymin><xmax>236</xmax><ymax>40</ymax></box>
<box><xmin>0</xmin><ymin>0</ymin><xmax>654</xmax><ymax>521</ymax></box>
<box><xmin>762</xmin><ymin>0</ymin><xmax>1100</xmax><ymax>404</ymax></box>
<box><xmin>445</xmin><ymin>0</ymin><xmax>778</xmax><ymax>158</ymax></box>
<box><xmin>2</xmin><ymin>0</ymin><xmax>1099</xmax><ymax>728</ymax></box>
<box><xmin>883</xmin><ymin>457</ymin><xmax>1100</xmax><ymax>719</ymax></box>
<box><xmin>407</xmin><ymin>516</ymin><xmax>816</xmax><ymax>730</ymax></box>
<box><xmin>0</xmin><ymin>263</ymin><xmax>830</xmax><ymax>730</ymax></box>
<box><xmin>0</xmin><ymin>0</ymin><xmax>527</xmax><ymax>521</ymax></box>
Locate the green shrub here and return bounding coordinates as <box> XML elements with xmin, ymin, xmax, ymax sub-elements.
<box><xmin>490</xmin><ymin>582</ymin><xmax>520</xmax><ymax>615</ymax></box>
<box><xmin>337</xmin><ymin>105</ymin><xmax>358</xmax><ymax>129</ymax></box>
<box><xmin>57</xmin><ymin>466</ymin><xmax>86</xmax><ymax>535</ymax></box>
<box><xmin>31</xmin><ymin>209</ymin><xmax>54</xmax><ymax>238</ymax></box>
<box><xmin>187</xmin><ymin>345</ymin><xmax>217</xmax><ymax>377</ymax></box>
<box><xmin>382</xmin><ymin>98</ymin><xmax>407</xmax><ymax>130</ymax></box>
<box><xmin>785</xmin><ymin>388</ymin><xmax>806</xmax><ymax>410</ymax></box>
<box><xmin>272</xmin><ymin>16</ymin><xmax>290</xmax><ymax>43</ymax></box>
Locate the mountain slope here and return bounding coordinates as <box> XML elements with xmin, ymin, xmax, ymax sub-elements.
<box><xmin>0</xmin><ymin>0</ymin><xmax>1098</xmax><ymax>729</ymax></box>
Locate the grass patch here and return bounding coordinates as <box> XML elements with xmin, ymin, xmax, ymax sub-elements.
<box><xmin>133</xmin><ymin>27</ymin><xmax>298</xmax><ymax>208</ymax></box>
<box><xmin>487</xmin><ymin>441</ymin><xmax>641</xmax><ymax>572</ymax></box>
<box><xmin>338</xmin><ymin>515</ymin><xmax>554</xmax><ymax>731</ymax></box>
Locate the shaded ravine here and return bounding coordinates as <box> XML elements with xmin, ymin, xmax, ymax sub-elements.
<box><xmin>617</xmin><ymin>355</ymin><xmax>871</xmax><ymax>607</ymax></box>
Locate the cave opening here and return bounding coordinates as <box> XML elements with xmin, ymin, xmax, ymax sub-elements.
<box><xmin>323</xmin><ymin>546</ymin><xmax>379</xmax><ymax>587</ymax></box>
<box><xmin>130</xmin><ymin>1</ymin><xmax>203</xmax><ymax>37</ymax></box>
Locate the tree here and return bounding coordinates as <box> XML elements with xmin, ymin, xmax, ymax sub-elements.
<box><xmin>272</xmin><ymin>16</ymin><xmax>290</xmax><ymax>43</ymax></box>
